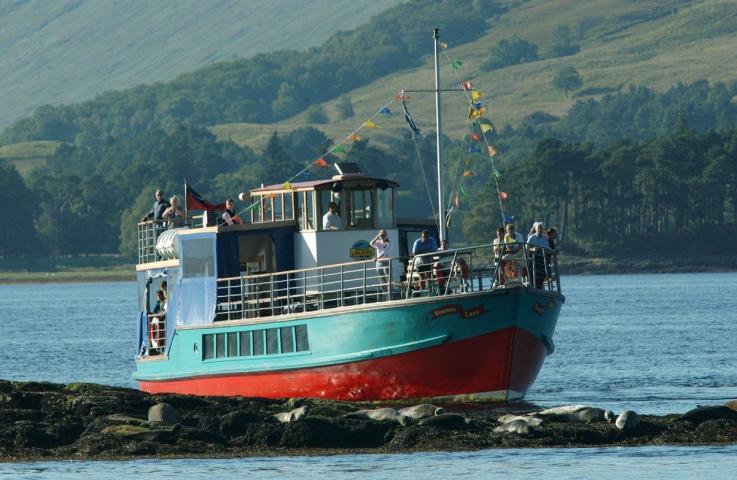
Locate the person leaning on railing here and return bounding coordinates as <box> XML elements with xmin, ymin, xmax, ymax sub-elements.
<box><xmin>411</xmin><ymin>230</ymin><xmax>438</xmax><ymax>290</ymax></box>
<box><xmin>527</xmin><ymin>222</ymin><xmax>550</xmax><ymax>290</ymax></box>
<box><xmin>162</xmin><ymin>195</ymin><xmax>185</xmax><ymax>227</ymax></box>
<box><xmin>502</xmin><ymin>223</ymin><xmax>525</xmax><ymax>282</ymax></box>
<box><xmin>141</xmin><ymin>189</ymin><xmax>170</xmax><ymax>225</ymax></box>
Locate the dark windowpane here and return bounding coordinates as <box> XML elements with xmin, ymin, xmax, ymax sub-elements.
<box><xmin>203</xmin><ymin>334</ymin><xmax>214</xmax><ymax>360</ymax></box>
<box><xmin>253</xmin><ymin>330</ymin><xmax>265</xmax><ymax>355</ymax></box>
<box><xmin>295</xmin><ymin>325</ymin><xmax>309</xmax><ymax>352</ymax></box>
<box><xmin>227</xmin><ymin>332</ymin><xmax>238</xmax><ymax>357</ymax></box>
<box><xmin>281</xmin><ymin>327</ymin><xmax>294</xmax><ymax>353</ymax></box>
<box><xmin>266</xmin><ymin>328</ymin><xmax>279</xmax><ymax>355</ymax></box>
<box><xmin>239</xmin><ymin>331</ymin><xmax>252</xmax><ymax>356</ymax></box>
<box><xmin>216</xmin><ymin>333</ymin><xmax>226</xmax><ymax>358</ymax></box>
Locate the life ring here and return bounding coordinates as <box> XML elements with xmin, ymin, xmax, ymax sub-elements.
<box><xmin>149</xmin><ymin>317</ymin><xmax>164</xmax><ymax>349</ymax></box>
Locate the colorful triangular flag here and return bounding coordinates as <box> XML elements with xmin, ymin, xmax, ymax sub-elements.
<box><xmin>247</xmin><ymin>203</ymin><xmax>260</xmax><ymax>211</ymax></box>
<box><xmin>468</xmin><ymin>106</ymin><xmax>486</xmax><ymax>119</ymax></box>
<box><xmin>282</xmin><ymin>182</ymin><xmax>292</xmax><ymax>190</ymax></box>
<box><xmin>379</xmin><ymin>107</ymin><xmax>392</xmax><ymax>116</ymax></box>
<box><xmin>480</xmin><ymin>122</ymin><xmax>493</xmax><ymax>134</ymax></box>
<box><xmin>471</xmin><ymin>91</ymin><xmax>484</xmax><ymax>101</ymax></box>
<box><xmin>459</xmin><ymin>184</ymin><xmax>466</xmax><ymax>196</ymax></box>
<box><xmin>462</xmin><ymin>80</ymin><xmax>473</xmax><ymax>91</ymax></box>
<box><xmin>499</xmin><ymin>191</ymin><xmax>509</xmax><ymax>201</ymax></box>
<box><xmin>394</xmin><ymin>94</ymin><xmax>410</xmax><ymax>101</ymax></box>
<box><xmin>455</xmin><ymin>191</ymin><xmax>460</xmax><ymax>208</ymax></box>
<box><xmin>471</xmin><ymin>133</ymin><xmax>481</xmax><ymax>142</ymax></box>
<box><xmin>463</xmin><ymin>170</ymin><xmax>475</xmax><ymax>177</ymax></box>
<box><xmin>331</xmin><ymin>145</ymin><xmax>346</xmax><ymax>154</ymax></box>
<box><xmin>488</xmin><ymin>145</ymin><xmax>498</xmax><ymax>157</ymax></box>
<box><xmin>450</xmin><ymin>60</ymin><xmax>462</xmax><ymax>71</ymax></box>
<box><xmin>347</xmin><ymin>134</ymin><xmax>360</xmax><ymax>142</ymax></box>
<box><xmin>493</xmin><ymin>169</ymin><xmax>502</xmax><ymax>179</ymax></box>
<box><xmin>314</xmin><ymin>157</ymin><xmax>329</xmax><ymax>168</ymax></box>
<box><xmin>364</xmin><ymin>119</ymin><xmax>378</xmax><ymax>129</ymax></box>
<box><xmin>438</xmin><ymin>40</ymin><xmax>448</xmax><ymax>49</ymax></box>
<box><xmin>503</xmin><ymin>214</ymin><xmax>515</xmax><ymax>224</ymax></box>
<box><xmin>468</xmin><ymin>145</ymin><xmax>481</xmax><ymax>154</ymax></box>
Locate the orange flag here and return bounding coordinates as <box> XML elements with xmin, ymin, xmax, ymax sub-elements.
<box><xmin>463</xmin><ymin>170</ymin><xmax>475</xmax><ymax>177</ymax></box>
<box><xmin>471</xmin><ymin>133</ymin><xmax>481</xmax><ymax>141</ymax></box>
<box><xmin>488</xmin><ymin>145</ymin><xmax>498</xmax><ymax>157</ymax></box>
<box><xmin>347</xmin><ymin>134</ymin><xmax>361</xmax><ymax>142</ymax></box>
<box><xmin>499</xmin><ymin>191</ymin><xmax>509</xmax><ymax>201</ymax></box>
<box><xmin>314</xmin><ymin>157</ymin><xmax>329</xmax><ymax>168</ymax></box>
<box><xmin>462</xmin><ymin>80</ymin><xmax>473</xmax><ymax>91</ymax></box>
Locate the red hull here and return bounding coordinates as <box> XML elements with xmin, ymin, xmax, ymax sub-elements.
<box><xmin>139</xmin><ymin>327</ymin><xmax>547</xmax><ymax>401</ymax></box>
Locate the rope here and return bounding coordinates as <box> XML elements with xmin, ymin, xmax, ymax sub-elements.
<box><xmin>410</xmin><ymin>134</ymin><xmax>439</xmax><ymax>232</ymax></box>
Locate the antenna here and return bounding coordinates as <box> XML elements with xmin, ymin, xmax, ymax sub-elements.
<box><xmin>433</xmin><ymin>28</ymin><xmax>445</xmax><ymax>243</ymax></box>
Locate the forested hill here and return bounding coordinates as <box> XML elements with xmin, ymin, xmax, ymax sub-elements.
<box><xmin>0</xmin><ymin>0</ymin><xmax>400</xmax><ymax>129</ymax></box>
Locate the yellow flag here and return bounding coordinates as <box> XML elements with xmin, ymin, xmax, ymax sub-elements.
<box><xmin>463</xmin><ymin>170</ymin><xmax>475</xmax><ymax>177</ymax></box>
<box><xmin>364</xmin><ymin>119</ymin><xmax>378</xmax><ymax>129</ymax></box>
<box><xmin>347</xmin><ymin>134</ymin><xmax>361</xmax><ymax>142</ymax></box>
<box><xmin>471</xmin><ymin>90</ymin><xmax>484</xmax><ymax>101</ymax></box>
<box><xmin>282</xmin><ymin>182</ymin><xmax>292</xmax><ymax>190</ymax></box>
<box><xmin>480</xmin><ymin>123</ymin><xmax>493</xmax><ymax>134</ymax></box>
<box><xmin>488</xmin><ymin>145</ymin><xmax>498</xmax><ymax>157</ymax></box>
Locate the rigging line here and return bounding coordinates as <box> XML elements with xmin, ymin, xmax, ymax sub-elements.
<box><xmin>411</xmin><ymin>134</ymin><xmax>439</xmax><ymax>233</ymax></box>
<box><xmin>439</xmin><ymin>44</ymin><xmax>506</xmax><ymax>222</ymax></box>
<box><xmin>447</xmin><ymin>120</ymin><xmax>474</xmax><ymax>206</ymax></box>
<box><xmin>284</xmin><ymin>97</ymin><xmax>398</xmax><ymax>184</ymax></box>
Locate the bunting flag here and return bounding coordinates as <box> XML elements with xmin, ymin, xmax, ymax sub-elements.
<box><xmin>493</xmin><ymin>169</ymin><xmax>502</xmax><ymax>179</ymax></box>
<box><xmin>463</xmin><ymin>170</ymin><xmax>475</xmax><ymax>177</ymax></box>
<box><xmin>331</xmin><ymin>145</ymin><xmax>346</xmax><ymax>153</ymax></box>
<box><xmin>363</xmin><ymin>119</ymin><xmax>378</xmax><ymax>129</ymax></box>
<box><xmin>471</xmin><ymin>133</ymin><xmax>481</xmax><ymax>141</ymax></box>
<box><xmin>282</xmin><ymin>182</ymin><xmax>292</xmax><ymax>190</ymax></box>
<box><xmin>480</xmin><ymin>122</ymin><xmax>493</xmax><ymax>134</ymax></box>
<box><xmin>314</xmin><ymin>157</ymin><xmax>329</xmax><ymax>168</ymax></box>
<box><xmin>438</xmin><ymin>40</ymin><xmax>448</xmax><ymax>49</ymax></box>
<box><xmin>450</xmin><ymin>60</ymin><xmax>462</xmax><ymax>71</ymax></box>
<box><xmin>246</xmin><ymin>203</ymin><xmax>260</xmax><ymax>211</ymax></box>
<box><xmin>379</xmin><ymin>107</ymin><xmax>392</xmax><ymax>116</ymax></box>
<box><xmin>459</xmin><ymin>184</ymin><xmax>466</xmax><ymax>196</ymax></box>
<box><xmin>347</xmin><ymin>134</ymin><xmax>361</xmax><ymax>142</ymax></box>
<box><xmin>473</xmin><ymin>101</ymin><xmax>483</xmax><ymax>110</ymax></box>
<box><xmin>499</xmin><ymin>191</ymin><xmax>509</xmax><ymax>201</ymax></box>
<box><xmin>503</xmin><ymin>214</ymin><xmax>515</xmax><ymax>224</ymax></box>
<box><xmin>462</xmin><ymin>80</ymin><xmax>473</xmax><ymax>91</ymax></box>
<box><xmin>455</xmin><ymin>191</ymin><xmax>460</xmax><ymax>208</ymax></box>
<box><xmin>468</xmin><ymin>106</ymin><xmax>486</xmax><ymax>119</ymax></box>
<box><xmin>488</xmin><ymin>145</ymin><xmax>498</xmax><ymax>157</ymax></box>
<box><xmin>402</xmin><ymin>99</ymin><xmax>422</xmax><ymax>137</ymax></box>
<box><xmin>185</xmin><ymin>180</ymin><xmax>226</xmax><ymax>212</ymax></box>
<box><xmin>468</xmin><ymin>145</ymin><xmax>481</xmax><ymax>154</ymax></box>
<box><xmin>471</xmin><ymin>90</ymin><xmax>484</xmax><ymax>101</ymax></box>
<box><xmin>394</xmin><ymin>94</ymin><xmax>410</xmax><ymax>101</ymax></box>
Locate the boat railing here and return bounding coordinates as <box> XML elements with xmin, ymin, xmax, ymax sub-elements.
<box><xmin>214</xmin><ymin>242</ymin><xmax>561</xmax><ymax>321</ymax></box>
<box><xmin>137</xmin><ymin>218</ymin><xmax>194</xmax><ymax>264</ymax></box>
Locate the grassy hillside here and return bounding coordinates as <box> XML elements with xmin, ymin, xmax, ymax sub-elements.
<box><xmin>0</xmin><ymin>0</ymin><xmax>400</xmax><ymax>129</ymax></box>
<box><xmin>0</xmin><ymin>141</ymin><xmax>61</xmax><ymax>178</ymax></box>
<box><xmin>212</xmin><ymin>0</ymin><xmax>737</xmax><ymax>150</ymax></box>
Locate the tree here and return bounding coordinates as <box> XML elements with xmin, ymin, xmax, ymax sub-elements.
<box><xmin>480</xmin><ymin>36</ymin><xmax>539</xmax><ymax>71</ymax></box>
<box><xmin>336</xmin><ymin>95</ymin><xmax>354</xmax><ymax>119</ymax></box>
<box><xmin>548</xmin><ymin>25</ymin><xmax>579</xmax><ymax>58</ymax></box>
<box><xmin>304</xmin><ymin>104</ymin><xmax>328</xmax><ymax>124</ymax></box>
<box><xmin>0</xmin><ymin>161</ymin><xmax>37</xmax><ymax>256</ymax></box>
<box><xmin>552</xmin><ymin>65</ymin><xmax>582</xmax><ymax>97</ymax></box>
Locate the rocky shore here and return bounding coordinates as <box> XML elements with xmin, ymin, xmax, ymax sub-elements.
<box><xmin>2</xmin><ymin>380</ymin><xmax>737</xmax><ymax>462</ymax></box>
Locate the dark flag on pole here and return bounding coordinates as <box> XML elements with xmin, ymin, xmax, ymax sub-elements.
<box><xmin>185</xmin><ymin>180</ymin><xmax>226</xmax><ymax>211</ymax></box>
<box><xmin>402</xmin><ymin>99</ymin><xmax>422</xmax><ymax>137</ymax></box>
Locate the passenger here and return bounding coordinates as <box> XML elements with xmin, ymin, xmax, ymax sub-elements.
<box><xmin>322</xmin><ymin>202</ymin><xmax>344</xmax><ymax>230</ymax></box>
<box><xmin>141</xmin><ymin>189</ymin><xmax>171</xmax><ymax>225</ymax></box>
<box><xmin>162</xmin><ymin>195</ymin><xmax>184</xmax><ymax>227</ymax></box>
<box><xmin>546</xmin><ymin>227</ymin><xmax>559</xmax><ymax>254</ymax></box>
<box><xmin>152</xmin><ymin>289</ymin><xmax>167</xmax><ymax>316</ymax></box>
<box><xmin>221</xmin><ymin>198</ymin><xmax>243</xmax><ymax>226</ymax></box>
<box><xmin>527</xmin><ymin>221</ymin><xmax>550</xmax><ymax>290</ymax></box>
<box><xmin>502</xmin><ymin>223</ymin><xmax>524</xmax><ymax>283</ymax></box>
<box><xmin>370</xmin><ymin>229</ymin><xmax>392</xmax><ymax>294</ymax></box>
<box><xmin>492</xmin><ymin>227</ymin><xmax>506</xmax><ymax>286</ymax></box>
<box><xmin>412</xmin><ymin>230</ymin><xmax>438</xmax><ymax>290</ymax></box>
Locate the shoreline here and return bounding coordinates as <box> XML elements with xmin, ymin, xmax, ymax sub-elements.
<box><xmin>2</xmin><ymin>380</ymin><xmax>736</xmax><ymax>462</ymax></box>
<box><xmin>1</xmin><ymin>255</ymin><xmax>736</xmax><ymax>284</ymax></box>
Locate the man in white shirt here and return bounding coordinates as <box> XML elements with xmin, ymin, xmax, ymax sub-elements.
<box><xmin>322</xmin><ymin>202</ymin><xmax>344</xmax><ymax>230</ymax></box>
<box><xmin>371</xmin><ymin>229</ymin><xmax>392</xmax><ymax>293</ymax></box>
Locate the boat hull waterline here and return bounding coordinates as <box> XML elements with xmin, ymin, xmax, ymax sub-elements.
<box><xmin>136</xmin><ymin>289</ymin><xmax>561</xmax><ymax>402</ymax></box>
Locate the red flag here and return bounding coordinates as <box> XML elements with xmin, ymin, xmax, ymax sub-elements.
<box><xmin>462</xmin><ymin>80</ymin><xmax>473</xmax><ymax>91</ymax></box>
<box><xmin>185</xmin><ymin>181</ymin><xmax>225</xmax><ymax>211</ymax></box>
<box><xmin>314</xmin><ymin>157</ymin><xmax>329</xmax><ymax>168</ymax></box>
<box><xmin>471</xmin><ymin>133</ymin><xmax>481</xmax><ymax>141</ymax></box>
<box><xmin>499</xmin><ymin>191</ymin><xmax>509</xmax><ymax>201</ymax></box>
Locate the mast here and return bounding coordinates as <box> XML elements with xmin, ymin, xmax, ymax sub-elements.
<box><xmin>433</xmin><ymin>28</ymin><xmax>445</xmax><ymax>243</ymax></box>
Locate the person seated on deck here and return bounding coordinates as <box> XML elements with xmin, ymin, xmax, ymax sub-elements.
<box><xmin>141</xmin><ymin>189</ymin><xmax>170</xmax><ymax>226</ymax></box>
<box><xmin>502</xmin><ymin>223</ymin><xmax>525</xmax><ymax>283</ymax></box>
<box><xmin>412</xmin><ymin>230</ymin><xmax>438</xmax><ymax>290</ymax></box>
<box><xmin>162</xmin><ymin>195</ymin><xmax>184</xmax><ymax>227</ymax></box>
<box><xmin>527</xmin><ymin>221</ymin><xmax>550</xmax><ymax>290</ymax></box>
<box><xmin>322</xmin><ymin>202</ymin><xmax>344</xmax><ymax>230</ymax></box>
<box><xmin>220</xmin><ymin>198</ymin><xmax>243</xmax><ymax>226</ymax></box>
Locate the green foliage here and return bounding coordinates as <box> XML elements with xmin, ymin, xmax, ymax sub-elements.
<box><xmin>552</xmin><ymin>65</ymin><xmax>583</xmax><ymax>97</ymax></box>
<box><xmin>547</xmin><ymin>25</ymin><xmax>580</xmax><ymax>58</ymax></box>
<box><xmin>480</xmin><ymin>36</ymin><xmax>539</xmax><ymax>71</ymax></box>
<box><xmin>304</xmin><ymin>105</ymin><xmax>329</xmax><ymax>124</ymax></box>
<box><xmin>0</xmin><ymin>160</ymin><xmax>37</xmax><ymax>257</ymax></box>
<box><xmin>336</xmin><ymin>95</ymin><xmax>355</xmax><ymax>119</ymax></box>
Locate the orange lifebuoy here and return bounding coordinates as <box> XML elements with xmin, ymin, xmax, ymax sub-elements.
<box><xmin>149</xmin><ymin>317</ymin><xmax>164</xmax><ymax>349</ymax></box>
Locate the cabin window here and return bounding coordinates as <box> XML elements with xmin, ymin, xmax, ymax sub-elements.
<box><xmin>284</xmin><ymin>193</ymin><xmax>294</xmax><ymax>220</ymax></box>
<box><xmin>215</xmin><ymin>333</ymin><xmax>226</xmax><ymax>358</ymax></box>
<box><xmin>227</xmin><ymin>332</ymin><xmax>238</xmax><ymax>357</ymax></box>
<box><xmin>181</xmin><ymin>237</ymin><xmax>215</xmax><ymax>278</ymax></box>
<box><xmin>202</xmin><ymin>334</ymin><xmax>215</xmax><ymax>360</ymax></box>
<box><xmin>376</xmin><ymin>187</ymin><xmax>393</xmax><ymax>228</ymax></box>
<box><xmin>239</xmin><ymin>331</ymin><xmax>252</xmax><ymax>356</ymax></box>
<box><xmin>296</xmin><ymin>193</ymin><xmax>304</xmax><ymax>230</ymax></box>
<box><xmin>295</xmin><ymin>325</ymin><xmax>309</xmax><ymax>352</ymax></box>
<box><xmin>280</xmin><ymin>327</ymin><xmax>295</xmax><ymax>353</ymax></box>
<box><xmin>253</xmin><ymin>329</ymin><xmax>265</xmax><ymax>355</ymax></box>
<box><xmin>348</xmin><ymin>189</ymin><xmax>372</xmax><ymax>229</ymax></box>
<box><xmin>266</xmin><ymin>328</ymin><xmax>279</xmax><ymax>355</ymax></box>
<box><xmin>305</xmin><ymin>191</ymin><xmax>315</xmax><ymax>230</ymax></box>
<box><xmin>273</xmin><ymin>194</ymin><xmax>283</xmax><ymax>221</ymax></box>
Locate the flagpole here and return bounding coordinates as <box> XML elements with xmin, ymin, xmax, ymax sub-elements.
<box><xmin>433</xmin><ymin>28</ymin><xmax>446</xmax><ymax>243</ymax></box>
<box><xmin>184</xmin><ymin>178</ymin><xmax>188</xmax><ymax>220</ymax></box>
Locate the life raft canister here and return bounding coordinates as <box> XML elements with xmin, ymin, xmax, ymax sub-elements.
<box><xmin>149</xmin><ymin>317</ymin><xmax>164</xmax><ymax>349</ymax></box>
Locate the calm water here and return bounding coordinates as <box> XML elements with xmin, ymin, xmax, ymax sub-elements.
<box><xmin>1</xmin><ymin>272</ymin><xmax>736</xmax><ymax>477</ymax></box>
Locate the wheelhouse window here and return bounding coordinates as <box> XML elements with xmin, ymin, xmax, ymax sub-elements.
<box><xmin>376</xmin><ymin>187</ymin><xmax>393</xmax><ymax>228</ymax></box>
<box><xmin>250</xmin><ymin>192</ymin><xmax>294</xmax><ymax>224</ymax></box>
<box><xmin>347</xmin><ymin>189</ymin><xmax>373</xmax><ymax>229</ymax></box>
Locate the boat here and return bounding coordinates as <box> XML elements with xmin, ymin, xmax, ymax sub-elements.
<box><xmin>133</xmin><ymin>29</ymin><xmax>564</xmax><ymax>402</ymax></box>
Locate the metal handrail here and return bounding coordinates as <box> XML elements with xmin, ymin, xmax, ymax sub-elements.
<box><xmin>137</xmin><ymin>218</ymin><xmax>193</xmax><ymax>264</ymax></box>
<box><xmin>214</xmin><ymin>242</ymin><xmax>562</xmax><ymax>321</ymax></box>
